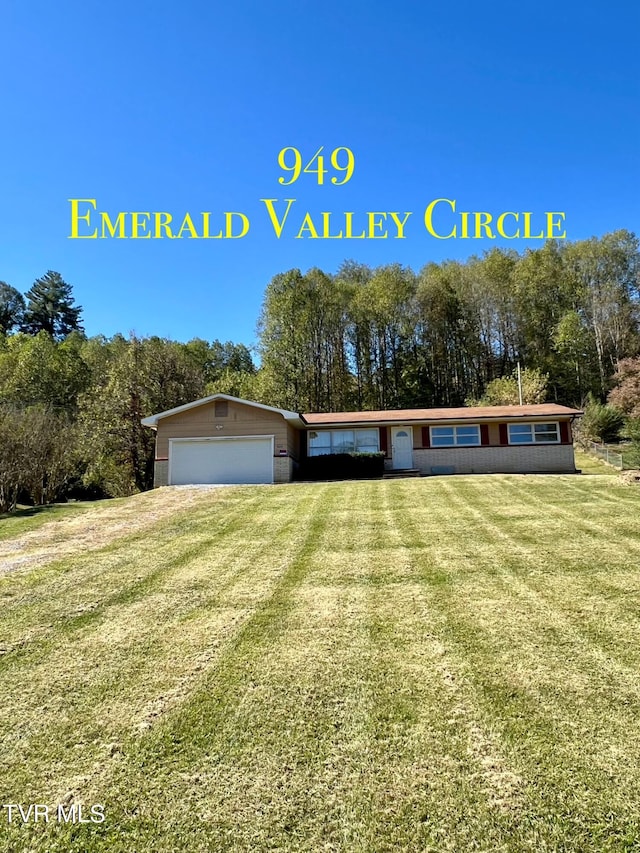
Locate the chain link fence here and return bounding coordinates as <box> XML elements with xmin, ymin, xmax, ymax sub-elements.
<box><xmin>584</xmin><ymin>440</ymin><xmax>624</xmax><ymax>469</ymax></box>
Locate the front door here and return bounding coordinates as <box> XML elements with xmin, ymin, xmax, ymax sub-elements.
<box><xmin>391</xmin><ymin>427</ymin><xmax>413</xmax><ymax>469</ymax></box>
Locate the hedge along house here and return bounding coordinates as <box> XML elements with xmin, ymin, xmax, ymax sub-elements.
<box><xmin>142</xmin><ymin>394</ymin><xmax>582</xmax><ymax>486</ymax></box>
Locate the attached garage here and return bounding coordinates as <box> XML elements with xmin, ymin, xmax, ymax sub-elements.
<box><xmin>168</xmin><ymin>436</ymin><xmax>274</xmax><ymax>485</ymax></box>
<box><xmin>143</xmin><ymin>394</ymin><xmax>581</xmax><ymax>486</ymax></box>
<box><xmin>143</xmin><ymin>395</ymin><xmax>301</xmax><ymax>487</ymax></box>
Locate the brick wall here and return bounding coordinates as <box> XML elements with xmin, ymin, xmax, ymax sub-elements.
<box><xmin>154</xmin><ymin>460</ymin><xmax>169</xmax><ymax>487</ymax></box>
<box><xmin>412</xmin><ymin>443</ymin><xmax>576</xmax><ymax>475</ymax></box>
<box><xmin>274</xmin><ymin>456</ymin><xmax>294</xmax><ymax>483</ymax></box>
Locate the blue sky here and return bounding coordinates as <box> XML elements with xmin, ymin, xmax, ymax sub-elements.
<box><xmin>2</xmin><ymin>1</ymin><xmax>639</xmax><ymax>348</ymax></box>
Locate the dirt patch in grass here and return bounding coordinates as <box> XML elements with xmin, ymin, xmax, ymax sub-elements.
<box><xmin>0</xmin><ymin>487</ymin><xmax>233</xmax><ymax>575</ymax></box>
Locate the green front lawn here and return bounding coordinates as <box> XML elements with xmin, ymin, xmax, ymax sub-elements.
<box><xmin>573</xmin><ymin>449</ymin><xmax>620</xmax><ymax>475</ymax></box>
<box><xmin>1</xmin><ymin>474</ymin><xmax>640</xmax><ymax>852</ymax></box>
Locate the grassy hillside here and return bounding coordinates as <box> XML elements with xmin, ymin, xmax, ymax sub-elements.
<box><xmin>0</xmin><ymin>502</ymin><xmax>95</xmax><ymax>541</ymax></box>
<box><xmin>1</xmin><ymin>473</ymin><xmax>640</xmax><ymax>852</ymax></box>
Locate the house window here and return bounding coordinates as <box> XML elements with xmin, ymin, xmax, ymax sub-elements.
<box><xmin>332</xmin><ymin>430</ymin><xmax>355</xmax><ymax>453</ymax></box>
<box><xmin>355</xmin><ymin>429</ymin><xmax>379</xmax><ymax>453</ymax></box>
<box><xmin>508</xmin><ymin>422</ymin><xmax>559</xmax><ymax>444</ymax></box>
<box><xmin>308</xmin><ymin>428</ymin><xmax>379</xmax><ymax>456</ymax></box>
<box><xmin>430</xmin><ymin>425</ymin><xmax>481</xmax><ymax>447</ymax></box>
<box><xmin>214</xmin><ymin>401</ymin><xmax>228</xmax><ymax>418</ymax></box>
<box><xmin>308</xmin><ymin>430</ymin><xmax>331</xmax><ymax>455</ymax></box>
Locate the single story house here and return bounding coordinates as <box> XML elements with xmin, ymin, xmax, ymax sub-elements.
<box><xmin>141</xmin><ymin>394</ymin><xmax>582</xmax><ymax>486</ymax></box>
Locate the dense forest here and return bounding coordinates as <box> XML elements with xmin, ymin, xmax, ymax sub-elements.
<box><xmin>1</xmin><ymin>230</ymin><xmax>640</xmax><ymax>510</ymax></box>
<box><xmin>257</xmin><ymin>230</ymin><xmax>639</xmax><ymax>411</ymax></box>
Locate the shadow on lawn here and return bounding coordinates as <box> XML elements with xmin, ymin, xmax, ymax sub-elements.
<box><xmin>0</xmin><ymin>504</ymin><xmax>71</xmax><ymax>523</ymax></box>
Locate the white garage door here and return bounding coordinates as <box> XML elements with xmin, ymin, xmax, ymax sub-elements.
<box><xmin>169</xmin><ymin>437</ymin><xmax>273</xmax><ymax>485</ymax></box>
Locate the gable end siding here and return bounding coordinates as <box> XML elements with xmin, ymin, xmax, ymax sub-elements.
<box><xmin>156</xmin><ymin>399</ymin><xmax>289</xmax><ymax>459</ymax></box>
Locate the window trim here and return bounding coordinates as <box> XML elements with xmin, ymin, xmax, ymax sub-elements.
<box><xmin>429</xmin><ymin>424</ymin><xmax>481</xmax><ymax>447</ymax></box>
<box><xmin>507</xmin><ymin>421</ymin><xmax>560</xmax><ymax>445</ymax></box>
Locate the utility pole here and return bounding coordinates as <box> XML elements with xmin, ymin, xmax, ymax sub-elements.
<box><xmin>517</xmin><ymin>361</ymin><xmax>523</xmax><ymax>406</ymax></box>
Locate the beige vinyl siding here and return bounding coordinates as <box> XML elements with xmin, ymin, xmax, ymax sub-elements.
<box><xmin>155</xmin><ymin>400</ymin><xmax>289</xmax><ymax>459</ymax></box>
<box><xmin>286</xmin><ymin>422</ymin><xmax>300</xmax><ymax>460</ymax></box>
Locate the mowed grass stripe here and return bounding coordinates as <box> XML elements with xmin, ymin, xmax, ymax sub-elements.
<box><xmin>0</xmin><ymin>488</ymin><xmax>282</xmax><ymax>653</ymax></box>
<box><xmin>433</xmin><ymin>478</ymin><xmax>640</xmax><ymax>690</ymax></box>
<box><xmin>0</xmin><ymin>486</ymin><xmax>327</xmax><ymax>808</ymax></box>
<box><xmin>303</xmin><ymin>485</ymin><xmax>532</xmax><ymax>850</ymax></box>
<box><xmin>425</xmin><ymin>581</ymin><xmax>640</xmax><ymax>850</ymax></box>
<box><xmin>398</xmin><ymin>478</ymin><xmax>640</xmax><ymax>848</ymax></box>
<box><xmin>441</xmin><ymin>478</ymin><xmax>640</xmax><ymax>675</ymax></box>
<box><xmin>494</xmin><ymin>475</ymin><xmax>640</xmax><ymax>549</ymax></box>
<box><xmin>38</xmin><ymin>482</ymin><xmax>519</xmax><ymax>853</ymax></box>
<box><xmin>55</xmin><ymin>483</ymin><xmax>342</xmax><ymax>852</ymax></box>
<box><xmin>2</xmin><ymin>476</ymin><xmax>640</xmax><ymax>852</ymax></box>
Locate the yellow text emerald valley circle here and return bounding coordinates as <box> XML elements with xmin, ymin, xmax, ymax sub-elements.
<box><xmin>67</xmin><ymin>198</ymin><xmax>566</xmax><ymax>241</ymax></box>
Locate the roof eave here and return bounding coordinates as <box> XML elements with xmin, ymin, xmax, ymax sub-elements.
<box><xmin>302</xmin><ymin>412</ymin><xmax>582</xmax><ymax>428</ymax></box>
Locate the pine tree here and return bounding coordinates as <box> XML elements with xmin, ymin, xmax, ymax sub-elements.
<box><xmin>0</xmin><ymin>282</ymin><xmax>26</xmax><ymax>334</ymax></box>
<box><xmin>21</xmin><ymin>271</ymin><xmax>83</xmax><ymax>339</ymax></box>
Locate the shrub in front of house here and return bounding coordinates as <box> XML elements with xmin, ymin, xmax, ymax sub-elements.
<box><xmin>297</xmin><ymin>452</ymin><xmax>385</xmax><ymax>481</ymax></box>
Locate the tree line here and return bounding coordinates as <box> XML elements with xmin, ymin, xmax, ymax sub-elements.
<box><xmin>1</xmin><ymin>228</ymin><xmax>639</xmax><ymax>510</ymax></box>
<box><xmin>0</xmin><ymin>273</ymin><xmax>257</xmax><ymax>509</ymax></box>
<box><xmin>256</xmin><ymin>230</ymin><xmax>639</xmax><ymax>411</ymax></box>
